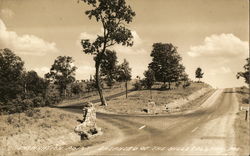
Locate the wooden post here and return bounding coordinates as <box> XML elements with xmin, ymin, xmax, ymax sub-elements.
<box><xmin>245</xmin><ymin>110</ymin><xmax>248</xmax><ymax>121</ymax></box>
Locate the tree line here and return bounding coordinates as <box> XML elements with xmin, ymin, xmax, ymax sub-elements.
<box><xmin>0</xmin><ymin>48</ymin><xmax>133</xmax><ymax>114</ymax></box>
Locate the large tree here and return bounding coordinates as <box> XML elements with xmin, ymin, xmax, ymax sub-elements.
<box><xmin>116</xmin><ymin>59</ymin><xmax>132</xmax><ymax>98</ymax></box>
<box><xmin>195</xmin><ymin>67</ymin><xmax>204</xmax><ymax>82</ymax></box>
<box><xmin>237</xmin><ymin>58</ymin><xmax>249</xmax><ymax>85</ymax></box>
<box><xmin>100</xmin><ymin>50</ymin><xmax>118</xmax><ymax>88</ymax></box>
<box><xmin>45</xmin><ymin>56</ymin><xmax>77</xmax><ymax>97</ymax></box>
<box><xmin>0</xmin><ymin>48</ymin><xmax>24</xmax><ymax>102</ymax></box>
<box><xmin>148</xmin><ymin>43</ymin><xmax>183</xmax><ymax>89</ymax></box>
<box><xmin>80</xmin><ymin>0</ymin><xmax>135</xmax><ymax>106</ymax></box>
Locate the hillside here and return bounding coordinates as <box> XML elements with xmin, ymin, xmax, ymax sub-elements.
<box><xmin>96</xmin><ymin>82</ymin><xmax>213</xmax><ymax>114</ymax></box>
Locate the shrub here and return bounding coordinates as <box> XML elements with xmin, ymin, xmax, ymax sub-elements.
<box><xmin>25</xmin><ymin>109</ymin><xmax>35</xmax><ymax>117</ymax></box>
<box><xmin>25</xmin><ymin>108</ymin><xmax>40</xmax><ymax>117</ymax></box>
<box><xmin>242</xmin><ymin>98</ymin><xmax>249</xmax><ymax>104</ymax></box>
<box><xmin>175</xmin><ymin>81</ymin><xmax>181</xmax><ymax>88</ymax></box>
<box><xmin>32</xmin><ymin>96</ymin><xmax>45</xmax><ymax>107</ymax></box>
<box><xmin>183</xmin><ymin>81</ymin><xmax>191</xmax><ymax>88</ymax></box>
<box><xmin>45</xmin><ymin>92</ymin><xmax>62</xmax><ymax>105</ymax></box>
<box><xmin>6</xmin><ymin>116</ymin><xmax>15</xmax><ymax>124</ymax></box>
<box><xmin>133</xmin><ymin>81</ymin><xmax>143</xmax><ymax>90</ymax></box>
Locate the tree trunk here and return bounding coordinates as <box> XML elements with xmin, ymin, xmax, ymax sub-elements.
<box><xmin>150</xmin><ymin>88</ymin><xmax>152</xmax><ymax>99</ymax></box>
<box><xmin>168</xmin><ymin>81</ymin><xmax>171</xmax><ymax>90</ymax></box>
<box><xmin>125</xmin><ymin>80</ymin><xmax>128</xmax><ymax>98</ymax></box>
<box><xmin>95</xmin><ymin>62</ymin><xmax>107</xmax><ymax>106</ymax></box>
<box><xmin>64</xmin><ymin>88</ymin><xmax>67</xmax><ymax>97</ymax></box>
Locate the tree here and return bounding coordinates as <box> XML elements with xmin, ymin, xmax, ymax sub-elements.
<box><xmin>116</xmin><ymin>59</ymin><xmax>132</xmax><ymax>98</ymax></box>
<box><xmin>195</xmin><ymin>67</ymin><xmax>204</xmax><ymax>82</ymax></box>
<box><xmin>71</xmin><ymin>82</ymin><xmax>84</xmax><ymax>96</ymax></box>
<box><xmin>143</xmin><ymin>68</ymin><xmax>155</xmax><ymax>99</ymax></box>
<box><xmin>0</xmin><ymin>48</ymin><xmax>24</xmax><ymax>102</ymax></box>
<box><xmin>45</xmin><ymin>56</ymin><xmax>77</xmax><ymax>97</ymax></box>
<box><xmin>23</xmin><ymin>70</ymin><xmax>48</xmax><ymax>97</ymax></box>
<box><xmin>237</xmin><ymin>58</ymin><xmax>250</xmax><ymax>85</ymax></box>
<box><xmin>100</xmin><ymin>50</ymin><xmax>118</xmax><ymax>88</ymax></box>
<box><xmin>149</xmin><ymin>43</ymin><xmax>182</xmax><ymax>89</ymax></box>
<box><xmin>80</xmin><ymin>0</ymin><xmax>136</xmax><ymax>106</ymax></box>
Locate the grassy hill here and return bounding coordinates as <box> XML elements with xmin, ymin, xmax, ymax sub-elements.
<box><xmin>96</xmin><ymin>82</ymin><xmax>212</xmax><ymax>114</ymax></box>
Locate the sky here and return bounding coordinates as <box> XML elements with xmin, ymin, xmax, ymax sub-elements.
<box><xmin>0</xmin><ymin>0</ymin><xmax>249</xmax><ymax>88</ymax></box>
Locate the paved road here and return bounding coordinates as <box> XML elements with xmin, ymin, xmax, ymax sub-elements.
<box><xmin>65</xmin><ymin>88</ymin><xmax>239</xmax><ymax>156</ymax></box>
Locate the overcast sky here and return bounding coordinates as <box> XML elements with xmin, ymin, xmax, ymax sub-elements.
<box><xmin>0</xmin><ymin>0</ymin><xmax>249</xmax><ymax>88</ymax></box>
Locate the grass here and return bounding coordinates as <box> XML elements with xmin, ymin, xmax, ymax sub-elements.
<box><xmin>234</xmin><ymin>86</ymin><xmax>250</xmax><ymax>156</ymax></box>
<box><xmin>0</xmin><ymin>107</ymin><xmax>112</xmax><ymax>156</ymax></box>
<box><xmin>96</xmin><ymin>82</ymin><xmax>211</xmax><ymax>114</ymax></box>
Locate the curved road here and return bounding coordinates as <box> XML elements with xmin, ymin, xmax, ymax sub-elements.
<box><xmin>66</xmin><ymin>88</ymin><xmax>239</xmax><ymax>156</ymax></box>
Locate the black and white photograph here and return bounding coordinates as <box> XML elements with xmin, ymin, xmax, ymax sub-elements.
<box><xmin>0</xmin><ymin>0</ymin><xmax>249</xmax><ymax>155</ymax></box>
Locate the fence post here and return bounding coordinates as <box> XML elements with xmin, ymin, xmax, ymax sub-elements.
<box><xmin>245</xmin><ymin>110</ymin><xmax>248</xmax><ymax>121</ymax></box>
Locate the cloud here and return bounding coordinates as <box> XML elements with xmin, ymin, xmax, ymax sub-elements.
<box><xmin>0</xmin><ymin>19</ymin><xmax>59</xmax><ymax>56</ymax></box>
<box><xmin>79</xmin><ymin>32</ymin><xmax>97</xmax><ymax>42</ymax></box>
<box><xmin>1</xmin><ymin>8</ymin><xmax>14</xmax><ymax>19</ymax></box>
<box><xmin>208</xmin><ymin>66</ymin><xmax>232</xmax><ymax>75</ymax></box>
<box><xmin>188</xmin><ymin>33</ymin><xmax>248</xmax><ymax>59</ymax></box>
<box><xmin>77</xmin><ymin>30</ymin><xmax>146</xmax><ymax>55</ymax></box>
<box><xmin>76</xmin><ymin>65</ymin><xmax>95</xmax><ymax>79</ymax></box>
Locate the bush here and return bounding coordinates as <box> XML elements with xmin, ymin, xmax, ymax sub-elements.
<box><xmin>25</xmin><ymin>108</ymin><xmax>40</xmax><ymax>117</ymax></box>
<box><xmin>183</xmin><ymin>81</ymin><xmax>191</xmax><ymax>88</ymax></box>
<box><xmin>45</xmin><ymin>92</ymin><xmax>62</xmax><ymax>105</ymax></box>
<box><xmin>175</xmin><ymin>81</ymin><xmax>181</xmax><ymax>88</ymax></box>
<box><xmin>6</xmin><ymin>116</ymin><xmax>15</xmax><ymax>124</ymax></box>
<box><xmin>133</xmin><ymin>81</ymin><xmax>143</xmax><ymax>90</ymax></box>
<box><xmin>242</xmin><ymin>98</ymin><xmax>249</xmax><ymax>104</ymax></box>
<box><xmin>32</xmin><ymin>96</ymin><xmax>46</xmax><ymax>107</ymax></box>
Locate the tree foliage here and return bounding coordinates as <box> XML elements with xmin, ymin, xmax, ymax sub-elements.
<box><xmin>116</xmin><ymin>59</ymin><xmax>132</xmax><ymax>82</ymax></box>
<box><xmin>237</xmin><ymin>58</ymin><xmax>249</xmax><ymax>85</ymax></box>
<box><xmin>116</xmin><ymin>59</ymin><xmax>132</xmax><ymax>98</ymax></box>
<box><xmin>142</xmin><ymin>68</ymin><xmax>155</xmax><ymax>99</ymax></box>
<box><xmin>195</xmin><ymin>67</ymin><xmax>204</xmax><ymax>82</ymax></box>
<box><xmin>80</xmin><ymin>0</ymin><xmax>135</xmax><ymax>105</ymax></box>
<box><xmin>148</xmin><ymin>43</ymin><xmax>184</xmax><ymax>89</ymax></box>
<box><xmin>143</xmin><ymin>68</ymin><xmax>155</xmax><ymax>89</ymax></box>
<box><xmin>0</xmin><ymin>49</ymin><xmax>52</xmax><ymax>114</ymax></box>
<box><xmin>0</xmin><ymin>48</ymin><xmax>24</xmax><ymax>102</ymax></box>
<box><xmin>24</xmin><ymin>70</ymin><xmax>48</xmax><ymax>96</ymax></box>
<box><xmin>45</xmin><ymin>56</ymin><xmax>77</xmax><ymax>97</ymax></box>
<box><xmin>71</xmin><ymin>82</ymin><xmax>84</xmax><ymax>95</ymax></box>
<box><xmin>100</xmin><ymin>50</ymin><xmax>118</xmax><ymax>88</ymax></box>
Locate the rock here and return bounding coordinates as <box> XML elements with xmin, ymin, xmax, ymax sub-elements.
<box><xmin>74</xmin><ymin>102</ymin><xmax>102</xmax><ymax>140</ymax></box>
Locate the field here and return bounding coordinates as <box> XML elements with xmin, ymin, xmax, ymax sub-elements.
<box><xmin>234</xmin><ymin>86</ymin><xmax>250</xmax><ymax>156</ymax></box>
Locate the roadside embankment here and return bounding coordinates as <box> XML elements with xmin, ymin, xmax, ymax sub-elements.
<box><xmin>96</xmin><ymin>82</ymin><xmax>214</xmax><ymax>115</ymax></box>
<box><xmin>0</xmin><ymin>107</ymin><xmax>115</xmax><ymax>156</ymax></box>
<box><xmin>234</xmin><ymin>86</ymin><xmax>250</xmax><ymax>156</ymax></box>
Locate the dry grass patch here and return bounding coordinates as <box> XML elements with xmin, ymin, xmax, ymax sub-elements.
<box><xmin>234</xmin><ymin>86</ymin><xmax>250</xmax><ymax>156</ymax></box>
<box><xmin>97</xmin><ymin>82</ymin><xmax>210</xmax><ymax>114</ymax></box>
<box><xmin>0</xmin><ymin>107</ymin><xmax>111</xmax><ymax>156</ymax></box>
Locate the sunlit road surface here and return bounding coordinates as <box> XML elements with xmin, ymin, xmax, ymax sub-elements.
<box><xmin>67</xmin><ymin>88</ymin><xmax>239</xmax><ymax>156</ymax></box>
